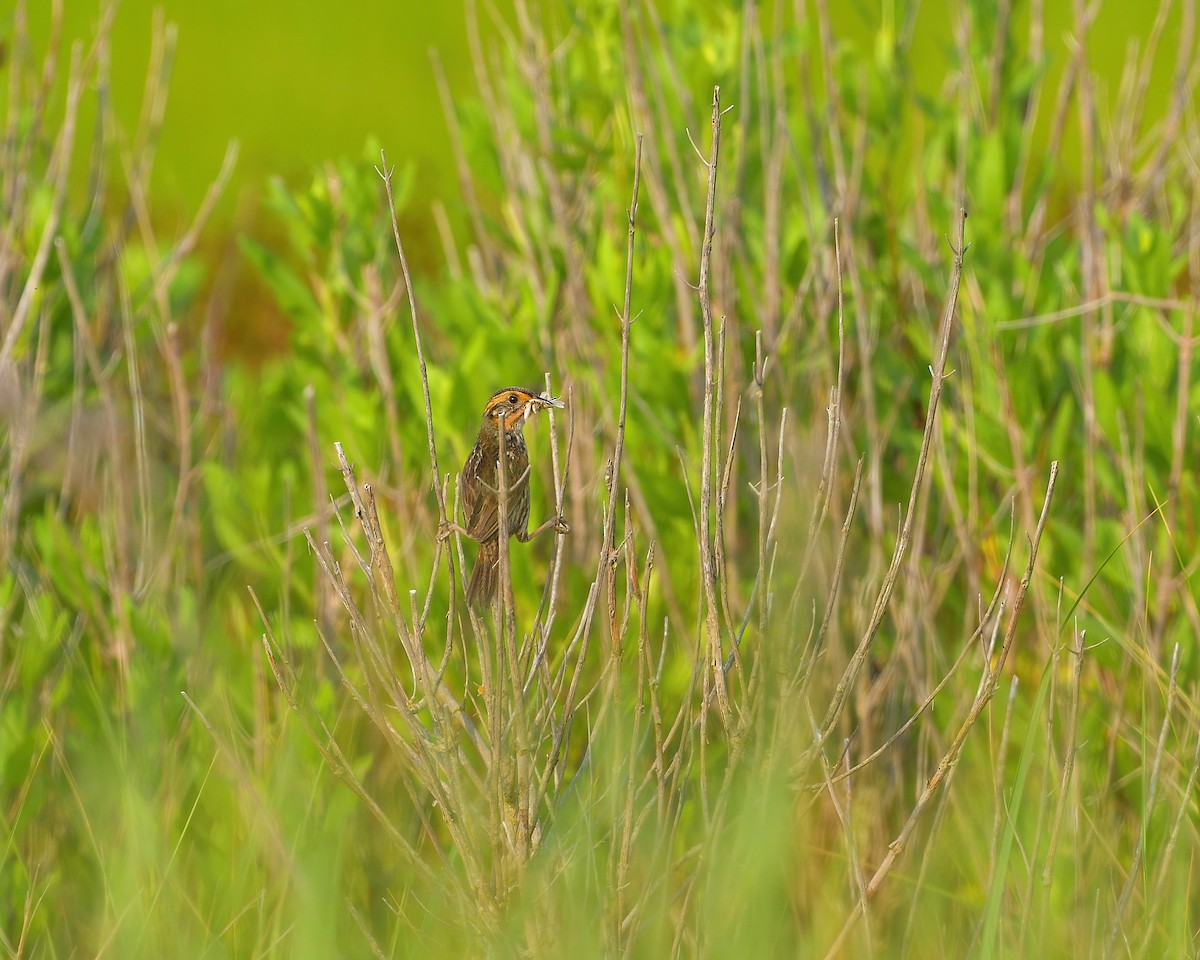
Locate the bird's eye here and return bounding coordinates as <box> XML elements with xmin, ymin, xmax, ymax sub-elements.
<box><xmin>508</xmin><ymin>393</ymin><xmax>519</xmax><ymax>404</ymax></box>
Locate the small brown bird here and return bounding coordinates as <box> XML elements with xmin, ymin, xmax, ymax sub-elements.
<box><xmin>456</xmin><ymin>386</ymin><xmax>568</xmax><ymax>608</ymax></box>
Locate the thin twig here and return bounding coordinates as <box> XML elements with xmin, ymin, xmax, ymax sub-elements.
<box><xmin>696</xmin><ymin>85</ymin><xmax>733</xmax><ymax>730</ymax></box>
<box><xmin>809</xmin><ymin>208</ymin><xmax>970</xmax><ymax>761</ymax></box>
<box><xmin>822</xmin><ymin>461</ymin><xmax>1059</xmax><ymax>960</ymax></box>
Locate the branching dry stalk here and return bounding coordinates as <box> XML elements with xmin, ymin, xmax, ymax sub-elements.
<box><xmin>804</xmin><ymin>207</ymin><xmax>970</xmax><ymax>770</ymax></box>
<box><xmin>376</xmin><ymin>154</ymin><xmax>452</xmax><ymax>534</ymax></box>
<box><xmin>822</xmin><ymin>461</ymin><xmax>1059</xmax><ymax>959</ymax></box>
<box><xmin>794</xmin><ymin>218</ymin><xmax>845</xmax><ymax>594</ymax></box>
<box><xmin>600</xmin><ymin>134</ymin><xmax>645</xmax><ymax>660</ymax></box>
<box><xmin>826</xmin><ymin>514</ymin><xmax>1013</xmax><ymax>785</ymax></box>
<box><xmin>696</xmin><ymin>85</ymin><xmax>735</xmax><ymax>732</ymax></box>
<box><xmin>182</xmin><ymin>2</ymin><xmax>1198</xmax><ymax>954</ymax></box>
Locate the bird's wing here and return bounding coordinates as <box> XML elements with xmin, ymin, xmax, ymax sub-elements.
<box><xmin>462</xmin><ymin>445</ymin><xmax>501</xmax><ymax>541</ymax></box>
<box><xmin>461</xmin><ymin>442</ymin><xmax>530</xmax><ymax>542</ymax></box>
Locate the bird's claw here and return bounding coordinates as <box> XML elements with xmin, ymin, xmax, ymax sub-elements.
<box><xmin>553</xmin><ymin>516</ymin><xmax>571</xmax><ymax>536</ymax></box>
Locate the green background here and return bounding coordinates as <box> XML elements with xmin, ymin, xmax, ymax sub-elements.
<box><xmin>5</xmin><ymin>2</ymin><xmax>1197</xmax><ymax>955</ymax></box>
<box><xmin>26</xmin><ymin>1</ymin><xmax>1175</xmax><ymax>237</ymax></box>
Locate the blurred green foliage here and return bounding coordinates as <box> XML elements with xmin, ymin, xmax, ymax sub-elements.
<box><xmin>18</xmin><ymin>0</ymin><xmax>1179</xmax><ymax>225</ymax></box>
<box><xmin>2</xmin><ymin>0</ymin><xmax>1198</xmax><ymax>957</ymax></box>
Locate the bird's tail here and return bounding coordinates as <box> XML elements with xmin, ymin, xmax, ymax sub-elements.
<box><xmin>466</xmin><ymin>540</ymin><xmax>500</xmax><ymax>609</ymax></box>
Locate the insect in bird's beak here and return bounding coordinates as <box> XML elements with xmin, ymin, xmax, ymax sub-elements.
<box><xmin>525</xmin><ymin>392</ymin><xmax>565</xmax><ymax>421</ymax></box>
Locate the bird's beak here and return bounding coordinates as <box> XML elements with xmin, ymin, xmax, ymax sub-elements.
<box><xmin>522</xmin><ymin>391</ymin><xmax>565</xmax><ymax>423</ymax></box>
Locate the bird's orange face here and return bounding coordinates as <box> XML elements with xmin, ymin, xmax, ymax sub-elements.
<box><xmin>482</xmin><ymin>387</ymin><xmax>565</xmax><ymax>432</ymax></box>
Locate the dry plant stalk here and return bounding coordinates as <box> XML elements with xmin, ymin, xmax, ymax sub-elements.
<box><xmin>822</xmin><ymin>462</ymin><xmax>1060</xmax><ymax>959</ymax></box>
<box><xmin>2</xmin><ymin>3</ymin><xmax>237</xmax><ymax>696</ymax></box>
<box><xmin>261</xmin><ymin>2</ymin><xmax>1195</xmax><ymax>952</ymax></box>
<box><xmin>261</xmin><ymin>139</ymin><xmax>651</xmax><ymax>920</ymax></box>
